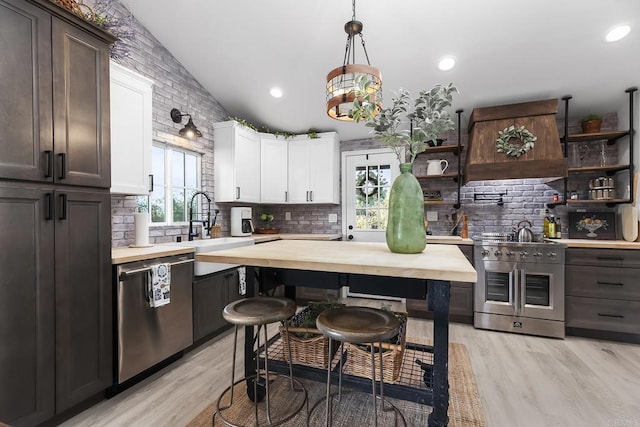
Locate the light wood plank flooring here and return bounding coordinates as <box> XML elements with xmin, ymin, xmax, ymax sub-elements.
<box><xmin>61</xmin><ymin>298</ymin><xmax>640</xmax><ymax>427</ymax></box>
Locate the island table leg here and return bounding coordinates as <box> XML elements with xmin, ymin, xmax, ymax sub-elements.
<box><xmin>428</xmin><ymin>279</ymin><xmax>451</xmax><ymax>427</ymax></box>
<box><xmin>244</xmin><ymin>267</ymin><xmax>257</xmax><ymax>390</ymax></box>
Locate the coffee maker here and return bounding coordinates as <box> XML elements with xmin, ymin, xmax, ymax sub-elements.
<box><xmin>230</xmin><ymin>207</ymin><xmax>254</xmax><ymax>236</ymax></box>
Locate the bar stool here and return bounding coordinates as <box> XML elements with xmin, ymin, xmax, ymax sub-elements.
<box><xmin>215</xmin><ymin>296</ymin><xmax>308</xmax><ymax>426</ymax></box>
<box><xmin>313</xmin><ymin>306</ymin><xmax>406</xmax><ymax>427</ymax></box>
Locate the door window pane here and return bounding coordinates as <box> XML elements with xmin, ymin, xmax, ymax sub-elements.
<box><xmin>524</xmin><ymin>274</ymin><xmax>550</xmax><ymax>306</ymax></box>
<box><xmin>486</xmin><ymin>272</ymin><xmax>510</xmax><ymax>302</ymax></box>
<box><xmin>172</xmin><ymin>151</ymin><xmax>185</xmax><ymax>187</ymax></box>
<box><xmin>353</xmin><ymin>164</ymin><xmax>391</xmax><ymax>231</ymax></box>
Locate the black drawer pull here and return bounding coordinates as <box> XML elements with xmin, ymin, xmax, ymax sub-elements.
<box><xmin>597</xmin><ymin>313</ymin><xmax>624</xmax><ymax>319</ymax></box>
<box><xmin>596</xmin><ymin>281</ymin><xmax>624</xmax><ymax>287</ymax></box>
<box><xmin>596</xmin><ymin>257</ymin><xmax>624</xmax><ymax>262</ymax></box>
<box><xmin>44</xmin><ymin>150</ymin><xmax>53</xmax><ymax>178</ymax></box>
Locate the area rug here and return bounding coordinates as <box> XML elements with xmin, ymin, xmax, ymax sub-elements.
<box><xmin>186</xmin><ymin>340</ymin><xmax>486</xmax><ymax>427</ymax></box>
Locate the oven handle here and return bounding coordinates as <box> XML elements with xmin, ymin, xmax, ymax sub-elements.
<box><xmin>520</xmin><ymin>268</ymin><xmax>526</xmax><ymax>315</ymax></box>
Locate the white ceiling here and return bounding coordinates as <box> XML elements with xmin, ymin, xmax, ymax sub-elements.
<box><xmin>120</xmin><ymin>0</ymin><xmax>640</xmax><ymax>141</ymax></box>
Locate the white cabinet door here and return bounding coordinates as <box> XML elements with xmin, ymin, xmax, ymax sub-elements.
<box><xmin>309</xmin><ymin>134</ymin><xmax>340</xmax><ymax>203</ymax></box>
<box><xmin>287</xmin><ymin>138</ymin><xmax>311</xmax><ymax>203</ymax></box>
<box><xmin>260</xmin><ymin>135</ymin><xmax>288</xmax><ymax>203</ymax></box>
<box><xmin>287</xmin><ymin>133</ymin><xmax>340</xmax><ymax>204</ymax></box>
<box><xmin>213</xmin><ymin>121</ymin><xmax>261</xmax><ymax>202</ymax></box>
<box><xmin>110</xmin><ymin>62</ymin><xmax>153</xmax><ymax>195</ymax></box>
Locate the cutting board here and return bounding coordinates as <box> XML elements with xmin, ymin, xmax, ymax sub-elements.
<box><xmin>621</xmin><ymin>204</ymin><xmax>638</xmax><ymax>241</ymax></box>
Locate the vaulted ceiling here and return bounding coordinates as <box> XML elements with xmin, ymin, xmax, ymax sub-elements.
<box><xmin>120</xmin><ymin>0</ymin><xmax>640</xmax><ymax>141</ymax></box>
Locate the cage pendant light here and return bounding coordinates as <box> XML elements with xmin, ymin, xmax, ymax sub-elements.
<box><xmin>326</xmin><ymin>0</ymin><xmax>382</xmax><ymax>121</ymax></box>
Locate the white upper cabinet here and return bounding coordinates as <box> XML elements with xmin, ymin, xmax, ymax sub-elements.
<box><xmin>288</xmin><ymin>133</ymin><xmax>340</xmax><ymax>204</ymax></box>
<box><xmin>213</xmin><ymin>121</ymin><xmax>261</xmax><ymax>202</ymax></box>
<box><xmin>260</xmin><ymin>134</ymin><xmax>288</xmax><ymax>203</ymax></box>
<box><xmin>110</xmin><ymin>61</ymin><xmax>154</xmax><ymax>195</ymax></box>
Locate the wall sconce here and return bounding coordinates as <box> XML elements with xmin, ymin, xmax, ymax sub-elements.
<box><xmin>170</xmin><ymin>108</ymin><xmax>202</xmax><ymax>138</ymax></box>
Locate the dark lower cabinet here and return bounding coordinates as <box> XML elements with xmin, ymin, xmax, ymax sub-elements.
<box><xmin>406</xmin><ymin>244</ymin><xmax>475</xmax><ymax>324</ymax></box>
<box><xmin>565</xmin><ymin>248</ymin><xmax>640</xmax><ymax>343</ymax></box>
<box><xmin>0</xmin><ymin>184</ymin><xmax>111</xmax><ymax>425</ymax></box>
<box><xmin>193</xmin><ymin>269</ymin><xmax>240</xmax><ymax>342</ymax></box>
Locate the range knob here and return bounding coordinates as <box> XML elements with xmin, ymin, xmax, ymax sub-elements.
<box><xmin>481</xmin><ymin>249</ymin><xmax>489</xmax><ymax>256</ymax></box>
<box><xmin>494</xmin><ymin>250</ymin><xmax>502</xmax><ymax>257</ymax></box>
<box><xmin>506</xmin><ymin>251</ymin><xmax>515</xmax><ymax>257</ymax></box>
<box><xmin>533</xmin><ymin>252</ymin><xmax>543</xmax><ymax>258</ymax></box>
<box><xmin>520</xmin><ymin>251</ymin><xmax>529</xmax><ymax>258</ymax></box>
<box><xmin>547</xmin><ymin>252</ymin><xmax>557</xmax><ymax>258</ymax></box>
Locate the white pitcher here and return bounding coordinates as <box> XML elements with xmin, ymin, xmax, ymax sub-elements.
<box><xmin>426</xmin><ymin>159</ymin><xmax>449</xmax><ymax>175</ymax></box>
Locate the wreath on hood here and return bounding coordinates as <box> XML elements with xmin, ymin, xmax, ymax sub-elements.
<box><xmin>496</xmin><ymin>125</ymin><xmax>537</xmax><ymax>158</ymax></box>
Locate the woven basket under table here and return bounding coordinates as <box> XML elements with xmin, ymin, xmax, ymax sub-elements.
<box><xmin>280</xmin><ymin>303</ymin><xmax>345</xmax><ymax>369</ymax></box>
<box><xmin>342</xmin><ymin>312</ymin><xmax>408</xmax><ymax>383</ymax></box>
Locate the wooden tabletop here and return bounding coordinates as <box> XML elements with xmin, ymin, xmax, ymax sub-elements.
<box><xmin>551</xmin><ymin>239</ymin><xmax>640</xmax><ymax>249</ymax></box>
<box><xmin>197</xmin><ymin>240</ymin><xmax>477</xmax><ymax>283</ymax></box>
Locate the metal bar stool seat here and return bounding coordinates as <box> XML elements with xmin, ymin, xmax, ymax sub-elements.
<box><xmin>215</xmin><ymin>296</ymin><xmax>308</xmax><ymax>426</ymax></box>
<box><xmin>312</xmin><ymin>306</ymin><xmax>407</xmax><ymax>427</ymax></box>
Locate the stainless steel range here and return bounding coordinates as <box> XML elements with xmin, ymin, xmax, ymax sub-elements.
<box><xmin>474</xmin><ymin>235</ymin><xmax>566</xmax><ymax>338</ymax></box>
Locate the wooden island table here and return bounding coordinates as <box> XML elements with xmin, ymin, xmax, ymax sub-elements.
<box><xmin>197</xmin><ymin>240</ymin><xmax>477</xmax><ymax>427</ymax></box>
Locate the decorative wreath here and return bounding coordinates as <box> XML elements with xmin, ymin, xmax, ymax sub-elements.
<box><xmin>356</xmin><ymin>171</ymin><xmax>379</xmax><ymax>198</ymax></box>
<box><xmin>496</xmin><ymin>125</ymin><xmax>537</xmax><ymax>158</ymax></box>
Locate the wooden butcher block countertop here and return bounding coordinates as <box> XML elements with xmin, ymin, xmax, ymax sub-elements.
<box><xmin>112</xmin><ymin>245</ymin><xmax>194</xmax><ymax>264</ymax></box>
<box><xmin>551</xmin><ymin>239</ymin><xmax>640</xmax><ymax>249</ymax></box>
<box><xmin>252</xmin><ymin>233</ymin><xmax>342</xmax><ymax>243</ymax></box>
<box><xmin>197</xmin><ymin>240</ymin><xmax>477</xmax><ymax>283</ymax></box>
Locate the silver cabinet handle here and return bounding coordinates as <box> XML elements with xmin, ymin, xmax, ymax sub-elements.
<box><xmin>236</xmin><ymin>186</ymin><xmax>240</xmax><ymax>200</ymax></box>
<box><xmin>120</xmin><ymin>258</ymin><xmax>194</xmax><ymax>278</ymax></box>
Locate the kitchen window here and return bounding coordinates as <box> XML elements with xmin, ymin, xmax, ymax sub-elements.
<box><xmin>137</xmin><ymin>144</ymin><xmax>201</xmax><ymax>225</ymax></box>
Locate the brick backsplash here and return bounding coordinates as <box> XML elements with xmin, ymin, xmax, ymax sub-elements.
<box><xmin>106</xmin><ymin>0</ymin><xmax>621</xmax><ymax>245</ymax></box>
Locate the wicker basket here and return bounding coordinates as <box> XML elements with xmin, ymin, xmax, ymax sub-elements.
<box><xmin>343</xmin><ymin>312</ymin><xmax>408</xmax><ymax>383</ymax></box>
<box><xmin>280</xmin><ymin>302</ymin><xmax>345</xmax><ymax>369</ymax></box>
<box><xmin>50</xmin><ymin>0</ymin><xmax>94</xmax><ymax>21</ymax></box>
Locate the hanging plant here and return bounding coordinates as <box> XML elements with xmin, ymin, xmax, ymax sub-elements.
<box><xmin>496</xmin><ymin>125</ymin><xmax>537</xmax><ymax>157</ymax></box>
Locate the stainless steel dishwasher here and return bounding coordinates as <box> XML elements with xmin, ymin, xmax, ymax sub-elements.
<box><xmin>115</xmin><ymin>253</ymin><xmax>194</xmax><ymax>384</ymax></box>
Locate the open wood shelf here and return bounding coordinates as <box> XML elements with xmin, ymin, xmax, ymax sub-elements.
<box><xmin>564</xmin><ymin>130</ymin><xmax>629</xmax><ymax>144</ymax></box>
<box><xmin>415</xmin><ymin>172</ymin><xmax>460</xmax><ymax>181</ymax></box>
<box><xmin>566</xmin><ymin>198</ymin><xmax>631</xmax><ymax>205</ymax></box>
<box><xmin>568</xmin><ymin>164</ymin><xmax>630</xmax><ymax>174</ymax></box>
<box><xmin>423</xmin><ymin>200</ymin><xmax>457</xmax><ymax>206</ymax></box>
<box><xmin>417</xmin><ymin>145</ymin><xmax>465</xmax><ymax>155</ymax></box>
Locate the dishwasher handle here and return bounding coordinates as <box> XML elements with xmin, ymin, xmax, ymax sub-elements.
<box><xmin>119</xmin><ymin>258</ymin><xmax>194</xmax><ymax>279</ymax></box>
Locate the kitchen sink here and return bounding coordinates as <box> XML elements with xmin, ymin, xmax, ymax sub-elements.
<box><xmin>173</xmin><ymin>237</ymin><xmax>254</xmax><ymax>276</ymax></box>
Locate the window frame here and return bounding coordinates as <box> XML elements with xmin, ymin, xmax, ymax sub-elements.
<box><xmin>140</xmin><ymin>142</ymin><xmax>202</xmax><ymax>226</ymax></box>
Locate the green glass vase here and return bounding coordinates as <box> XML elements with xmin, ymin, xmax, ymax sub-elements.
<box><xmin>386</xmin><ymin>163</ymin><xmax>427</xmax><ymax>254</ymax></box>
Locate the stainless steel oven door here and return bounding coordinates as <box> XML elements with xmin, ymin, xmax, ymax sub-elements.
<box><xmin>475</xmin><ymin>260</ymin><xmax>518</xmax><ymax>316</ymax></box>
<box><xmin>519</xmin><ymin>263</ymin><xmax>564</xmax><ymax>321</ymax></box>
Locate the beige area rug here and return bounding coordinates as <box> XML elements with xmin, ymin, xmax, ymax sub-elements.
<box><xmin>186</xmin><ymin>340</ymin><xmax>486</xmax><ymax>427</ymax></box>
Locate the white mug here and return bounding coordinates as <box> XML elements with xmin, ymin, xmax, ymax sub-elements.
<box><xmin>426</xmin><ymin>159</ymin><xmax>449</xmax><ymax>175</ymax></box>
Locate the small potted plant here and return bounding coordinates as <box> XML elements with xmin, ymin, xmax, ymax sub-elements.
<box><xmin>256</xmin><ymin>211</ymin><xmax>279</xmax><ymax>234</ymax></box>
<box><xmin>581</xmin><ymin>114</ymin><xmax>602</xmax><ymax>134</ymax></box>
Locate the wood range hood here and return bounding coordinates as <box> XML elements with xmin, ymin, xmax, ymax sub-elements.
<box><xmin>465</xmin><ymin>99</ymin><xmax>568</xmax><ymax>182</ymax></box>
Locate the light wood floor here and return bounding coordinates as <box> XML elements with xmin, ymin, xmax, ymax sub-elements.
<box><xmin>61</xmin><ymin>298</ymin><xmax>640</xmax><ymax>427</ymax></box>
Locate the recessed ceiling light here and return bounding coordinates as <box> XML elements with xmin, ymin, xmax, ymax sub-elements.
<box><xmin>605</xmin><ymin>25</ymin><xmax>630</xmax><ymax>42</ymax></box>
<box><xmin>270</xmin><ymin>87</ymin><xmax>283</xmax><ymax>98</ymax></box>
<box><xmin>438</xmin><ymin>57</ymin><xmax>456</xmax><ymax>71</ymax></box>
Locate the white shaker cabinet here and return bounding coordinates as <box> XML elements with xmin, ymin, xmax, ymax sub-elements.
<box><xmin>110</xmin><ymin>61</ymin><xmax>154</xmax><ymax>195</ymax></box>
<box><xmin>213</xmin><ymin>121</ymin><xmax>261</xmax><ymax>203</ymax></box>
<box><xmin>288</xmin><ymin>133</ymin><xmax>340</xmax><ymax>204</ymax></box>
<box><xmin>260</xmin><ymin>134</ymin><xmax>288</xmax><ymax>203</ymax></box>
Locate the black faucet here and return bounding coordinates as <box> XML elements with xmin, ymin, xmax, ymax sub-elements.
<box><xmin>188</xmin><ymin>191</ymin><xmax>211</xmax><ymax>241</ymax></box>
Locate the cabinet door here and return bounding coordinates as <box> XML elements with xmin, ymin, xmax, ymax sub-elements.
<box><xmin>260</xmin><ymin>135</ymin><xmax>288</xmax><ymax>203</ymax></box>
<box><xmin>110</xmin><ymin>61</ymin><xmax>153</xmax><ymax>195</ymax></box>
<box><xmin>193</xmin><ymin>273</ymin><xmax>229</xmax><ymax>341</ymax></box>
<box><xmin>234</xmin><ymin>127</ymin><xmax>261</xmax><ymax>202</ymax></box>
<box><xmin>0</xmin><ymin>183</ymin><xmax>55</xmax><ymax>425</ymax></box>
<box><xmin>0</xmin><ymin>0</ymin><xmax>53</xmax><ymax>182</ymax></box>
<box><xmin>308</xmin><ymin>135</ymin><xmax>339</xmax><ymax>203</ymax></box>
<box><xmin>287</xmin><ymin>139</ymin><xmax>310</xmax><ymax>203</ymax></box>
<box><xmin>52</xmin><ymin>18</ymin><xmax>111</xmax><ymax>188</ymax></box>
<box><xmin>54</xmin><ymin>188</ymin><xmax>112</xmax><ymax>412</ymax></box>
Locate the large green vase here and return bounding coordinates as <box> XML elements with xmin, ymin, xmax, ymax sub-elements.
<box><xmin>386</xmin><ymin>163</ymin><xmax>427</xmax><ymax>253</ymax></box>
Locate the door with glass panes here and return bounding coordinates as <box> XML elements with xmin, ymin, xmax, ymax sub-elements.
<box><xmin>343</xmin><ymin>150</ymin><xmax>399</xmax><ymax>242</ymax></box>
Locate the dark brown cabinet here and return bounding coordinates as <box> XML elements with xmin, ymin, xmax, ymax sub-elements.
<box><xmin>193</xmin><ymin>269</ymin><xmax>241</xmax><ymax>342</ymax></box>
<box><xmin>0</xmin><ymin>1</ymin><xmax>114</xmax><ymax>424</ymax></box>
<box><xmin>565</xmin><ymin>248</ymin><xmax>640</xmax><ymax>343</ymax></box>
<box><xmin>406</xmin><ymin>244</ymin><xmax>474</xmax><ymax>324</ymax></box>
<box><xmin>0</xmin><ymin>183</ymin><xmax>111</xmax><ymax>424</ymax></box>
<box><xmin>0</xmin><ymin>0</ymin><xmax>112</xmax><ymax>188</ymax></box>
